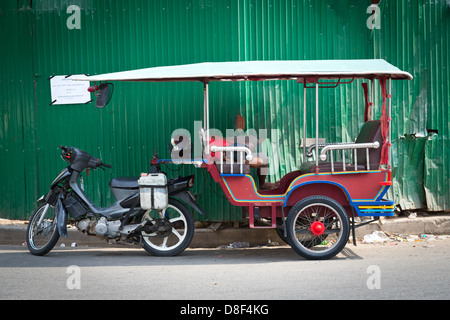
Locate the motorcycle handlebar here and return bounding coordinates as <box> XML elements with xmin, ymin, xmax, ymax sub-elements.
<box><xmin>92</xmin><ymin>158</ymin><xmax>112</xmax><ymax>169</ymax></box>
<box><xmin>99</xmin><ymin>162</ymin><xmax>112</xmax><ymax>169</ymax></box>
<box><xmin>60</xmin><ymin>146</ymin><xmax>112</xmax><ymax>170</ymax></box>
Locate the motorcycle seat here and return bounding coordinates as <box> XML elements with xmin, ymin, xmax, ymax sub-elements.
<box><xmin>109</xmin><ymin>177</ymin><xmax>139</xmax><ymax>189</ymax></box>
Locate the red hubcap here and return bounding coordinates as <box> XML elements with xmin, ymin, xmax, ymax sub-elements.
<box><xmin>310</xmin><ymin>221</ymin><xmax>325</xmax><ymax>236</ymax></box>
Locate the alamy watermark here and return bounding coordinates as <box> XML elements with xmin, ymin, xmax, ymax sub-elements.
<box><xmin>66</xmin><ymin>265</ymin><xmax>81</xmax><ymax>290</ymax></box>
<box><xmin>366</xmin><ymin>265</ymin><xmax>381</xmax><ymax>290</ymax></box>
<box><xmin>66</xmin><ymin>4</ymin><xmax>380</xmax><ymax>31</ymax></box>
<box><xmin>67</xmin><ymin>5</ymin><xmax>81</xmax><ymax>30</ymax></box>
<box><xmin>170</xmin><ymin>121</ymin><xmax>281</xmax><ymax>177</ymax></box>
<box><xmin>367</xmin><ymin>5</ymin><xmax>381</xmax><ymax>30</ymax></box>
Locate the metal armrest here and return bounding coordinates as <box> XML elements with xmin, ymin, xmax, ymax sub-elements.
<box><xmin>307</xmin><ymin>142</ymin><xmax>354</xmax><ymax>157</ymax></box>
<box><xmin>210</xmin><ymin>145</ymin><xmax>253</xmax><ymax>161</ymax></box>
<box><xmin>319</xmin><ymin>141</ymin><xmax>379</xmax><ymax>161</ymax></box>
<box><xmin>316</xmin><ymin>141</ymin><xmax>380</xmax><ymax>172</ymax></box>
<box><xmin>210</xmin><ymin>145</ymin><xmax>254</xmax><ymax>175</ymax></box>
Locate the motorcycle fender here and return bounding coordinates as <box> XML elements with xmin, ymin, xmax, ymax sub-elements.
<box><xmin>37</xmin><ymin>195</ymin><xmax>46</xmax><ymax>206</ymax></box>
<box><xmin>172</xmin><ymin>191</ymin><xmax>206</xmax><ymax>216</ymax></box>
<box><xmin>55</xmin><ymin>194</ymin><xmax>68</xmax><ymax>238</ymax></box>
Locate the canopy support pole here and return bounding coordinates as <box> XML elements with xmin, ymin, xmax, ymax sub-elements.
<box><xmin>303</xmin><ymin>83</ymin><xmax>307</xmax><ymax>162</ymax></box>
<box><xmin>388</xmin><ymin>78</ymin><xmax>392</xmax><ymax>168</ymax></box>
<box><xmin>315</xmin><ymin>82</ymin><xmax>319</xmax><ymax>174</ymax></box>
<box><xmin>203</xmin><ymin>81</ymin><xmax>210</xmax><ymax>155</ymax></box>
<box><xmin>370</xmin><ymin>79</ymin><xmax>374</xmax><ymax>120</ymax></box>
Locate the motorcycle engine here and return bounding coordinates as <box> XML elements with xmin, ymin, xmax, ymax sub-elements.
<box><xmin>95</xmin><ymin>217</ymin><xmax>109</xmax><ymax>236</ymax></box>
<box><xmin>77</xmin><ymin>217</ymin><xmax>121</xmax><ymax>238</ymax></box>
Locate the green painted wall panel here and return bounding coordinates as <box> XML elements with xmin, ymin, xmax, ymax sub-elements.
<box><xmin>29</xmin><ymin>0</ymin><xmax>244</xmax><ymax>222</ymax></box>
<box><xmin>377</xmin><ymin>0</ymin><xmax>449</xmax><ymax>211</ymax></box>
<box><xmin>0</xmin><ymin>0</ymin><xmax>37</xmax><ymax>219</ymax></box>
<box><xmin>0</xmin><ymin>0</ymin><xmax>448</xmax><ymax>220</ymax></box>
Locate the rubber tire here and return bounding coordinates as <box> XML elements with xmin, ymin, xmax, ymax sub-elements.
<box><xmin>26</xmin><ymin>204</ymin><xmax>60</xmax><ymax>256</ymax></box>
<box><xmin>141</xmin><ymin>198</ymin><xmax>195</xmax><ymax>257</ymax></box>
<box><xmin>286</xmin><ymin>196</ymin><xmax>350</xmax><ymax>260</ymax></box>
<box><xmin>275</xmin><ymin>218</ymin><xmax>289</xmax><ymax>245</ymax></box>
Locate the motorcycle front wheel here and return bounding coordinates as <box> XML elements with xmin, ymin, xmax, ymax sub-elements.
<box><xmin>26</xmin><ymin>203</ymin><xmax>60</xmax><ymax>256</ymax></box>
<box><xmin>141</xmin><ymin>198</ymin><xmax>195</xmax><ymax>257</ymax></box>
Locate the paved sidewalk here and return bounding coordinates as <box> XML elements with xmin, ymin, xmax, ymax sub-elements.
<box><xmin>1</xmin><ymin>214</ymin><xmax>449</xmax><ymax>248</ymax></box>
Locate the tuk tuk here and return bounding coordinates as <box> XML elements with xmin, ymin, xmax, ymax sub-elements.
<box><xmin>73</xmin><ymin>60</ymin><xmax>412</xmax><ymax>260</ymax></box>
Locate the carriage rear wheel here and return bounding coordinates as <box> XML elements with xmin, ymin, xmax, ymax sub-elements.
<box><xmin>286</xmin><ymin>196</ymin><xmax>350</xmax><ymax>260</ymax></box>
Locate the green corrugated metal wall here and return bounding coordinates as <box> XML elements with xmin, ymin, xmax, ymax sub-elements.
<box><xmin>0</xmin><ymin>0</ymin><xmax>37</xmax><ymax>219</ymax></box>
<box><xmin>377</xmin><ymin>0</ymin><xmax>449</xmax><ymax>211</ymax></box>
<box><xmin>0</xmin><ymin>0</ymin><xmax>448</xmax><ymax>220</ymax></box>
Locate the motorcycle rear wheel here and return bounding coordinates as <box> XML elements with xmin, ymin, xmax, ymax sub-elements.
<box><xmin>141</xmin><ymin>198</ymin><xmax>194</xmax><ymax>257</ymax></box>
<box><xmin>26</xmin><ymin>203</ymin><xmax>60</xmax><ymax>256</ymax></box>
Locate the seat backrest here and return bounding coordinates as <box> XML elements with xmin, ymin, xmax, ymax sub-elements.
<box><xmin>355</xmin><ymin>120</ymin><xmax>382</xmax><ymax>168</ymax></box>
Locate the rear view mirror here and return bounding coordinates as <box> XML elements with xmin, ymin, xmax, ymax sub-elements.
<box><xmin>94</xmin><ymin>83</ymin><xmax>114</xmax><ymax>108</ymax></box>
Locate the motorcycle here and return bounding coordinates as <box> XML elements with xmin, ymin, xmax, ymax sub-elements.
<box><xmin>26</xmin><ymin>145</ymin><xmax>205</xmax><ymax>257</ymax></box>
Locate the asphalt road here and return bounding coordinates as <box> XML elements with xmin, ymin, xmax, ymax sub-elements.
<box><xmin>1</xmin><ymin>239</ymin><xmax>449</xmax><ymax>301</ymax></box>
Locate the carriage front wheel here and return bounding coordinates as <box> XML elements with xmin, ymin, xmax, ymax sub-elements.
<box><xmin>286</xmin><ymin>195</ymin><xmax>350</xmax><ymax>260</ymax></box>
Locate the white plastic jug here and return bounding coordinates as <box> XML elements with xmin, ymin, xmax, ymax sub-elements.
<box><xmin>138</xmin><ymin>173</ymin><xmax>168</xmax><ymax>210</ymax></box>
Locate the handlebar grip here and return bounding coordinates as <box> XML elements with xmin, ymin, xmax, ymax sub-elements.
<box><xmin>101</xmin><ymin>162</ymin><xmax>112</xmax><ymax>169</ymax></box>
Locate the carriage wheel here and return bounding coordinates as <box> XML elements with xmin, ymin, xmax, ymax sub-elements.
<box><xmin>286</xmin><ymin>196</ymin><xmax>350</xmax><ymax>260</ymax></box>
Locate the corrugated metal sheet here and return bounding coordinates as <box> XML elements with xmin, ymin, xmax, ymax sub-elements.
<box><xmin>377</xmin><ymin>0</ymin><xmax>450</xmax><ymax>211</ymax></box>
<box><xmin>0</xmin><ymin>0</ymin><xmax>37</xmax><ymax>219</ymax></box>
<box><xmin>0</xmin><ymin>0</ymin><xmax>448</xmax><ymax>220</ymax></box>
<box><xmin>28</xmin><ymin>0</ymin><xmax>244</xmax><ymax>222</ymax></box>
<box><xmin>237</xmin><ymin>0</ymin><xmax>375</xmax><ymax>182</ymax></box>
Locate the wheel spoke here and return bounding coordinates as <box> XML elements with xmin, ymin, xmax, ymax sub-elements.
<box><xmin>171</xmin><ymin>228</ymin><xmax>183</xmax><ymax>240</ymax></box>
<box><xmin>323</xmin><ymin>227</ymin><xmax>341</xmax><ymax>235</ymax></box>
<box><xmin>161</xmin><ymin>236</ymin><xmax>168</xmax><ymax>249</ymax></box>
<box><xmin>169</xmin><ymin>216</ymin><xmax>183</xmax><ymax>224</ymax></box>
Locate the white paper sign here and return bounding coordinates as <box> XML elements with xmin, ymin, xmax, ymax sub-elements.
<box><xmin>50</xmin><ymin>75</ymin><xmax>91</xmax><ymax>105</ymax></box>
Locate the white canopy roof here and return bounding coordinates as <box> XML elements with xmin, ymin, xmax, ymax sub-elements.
<box><xmin>72</xmin><ymin>59</ymin><xmax>413</xmax><ymax>82</ymax></box>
